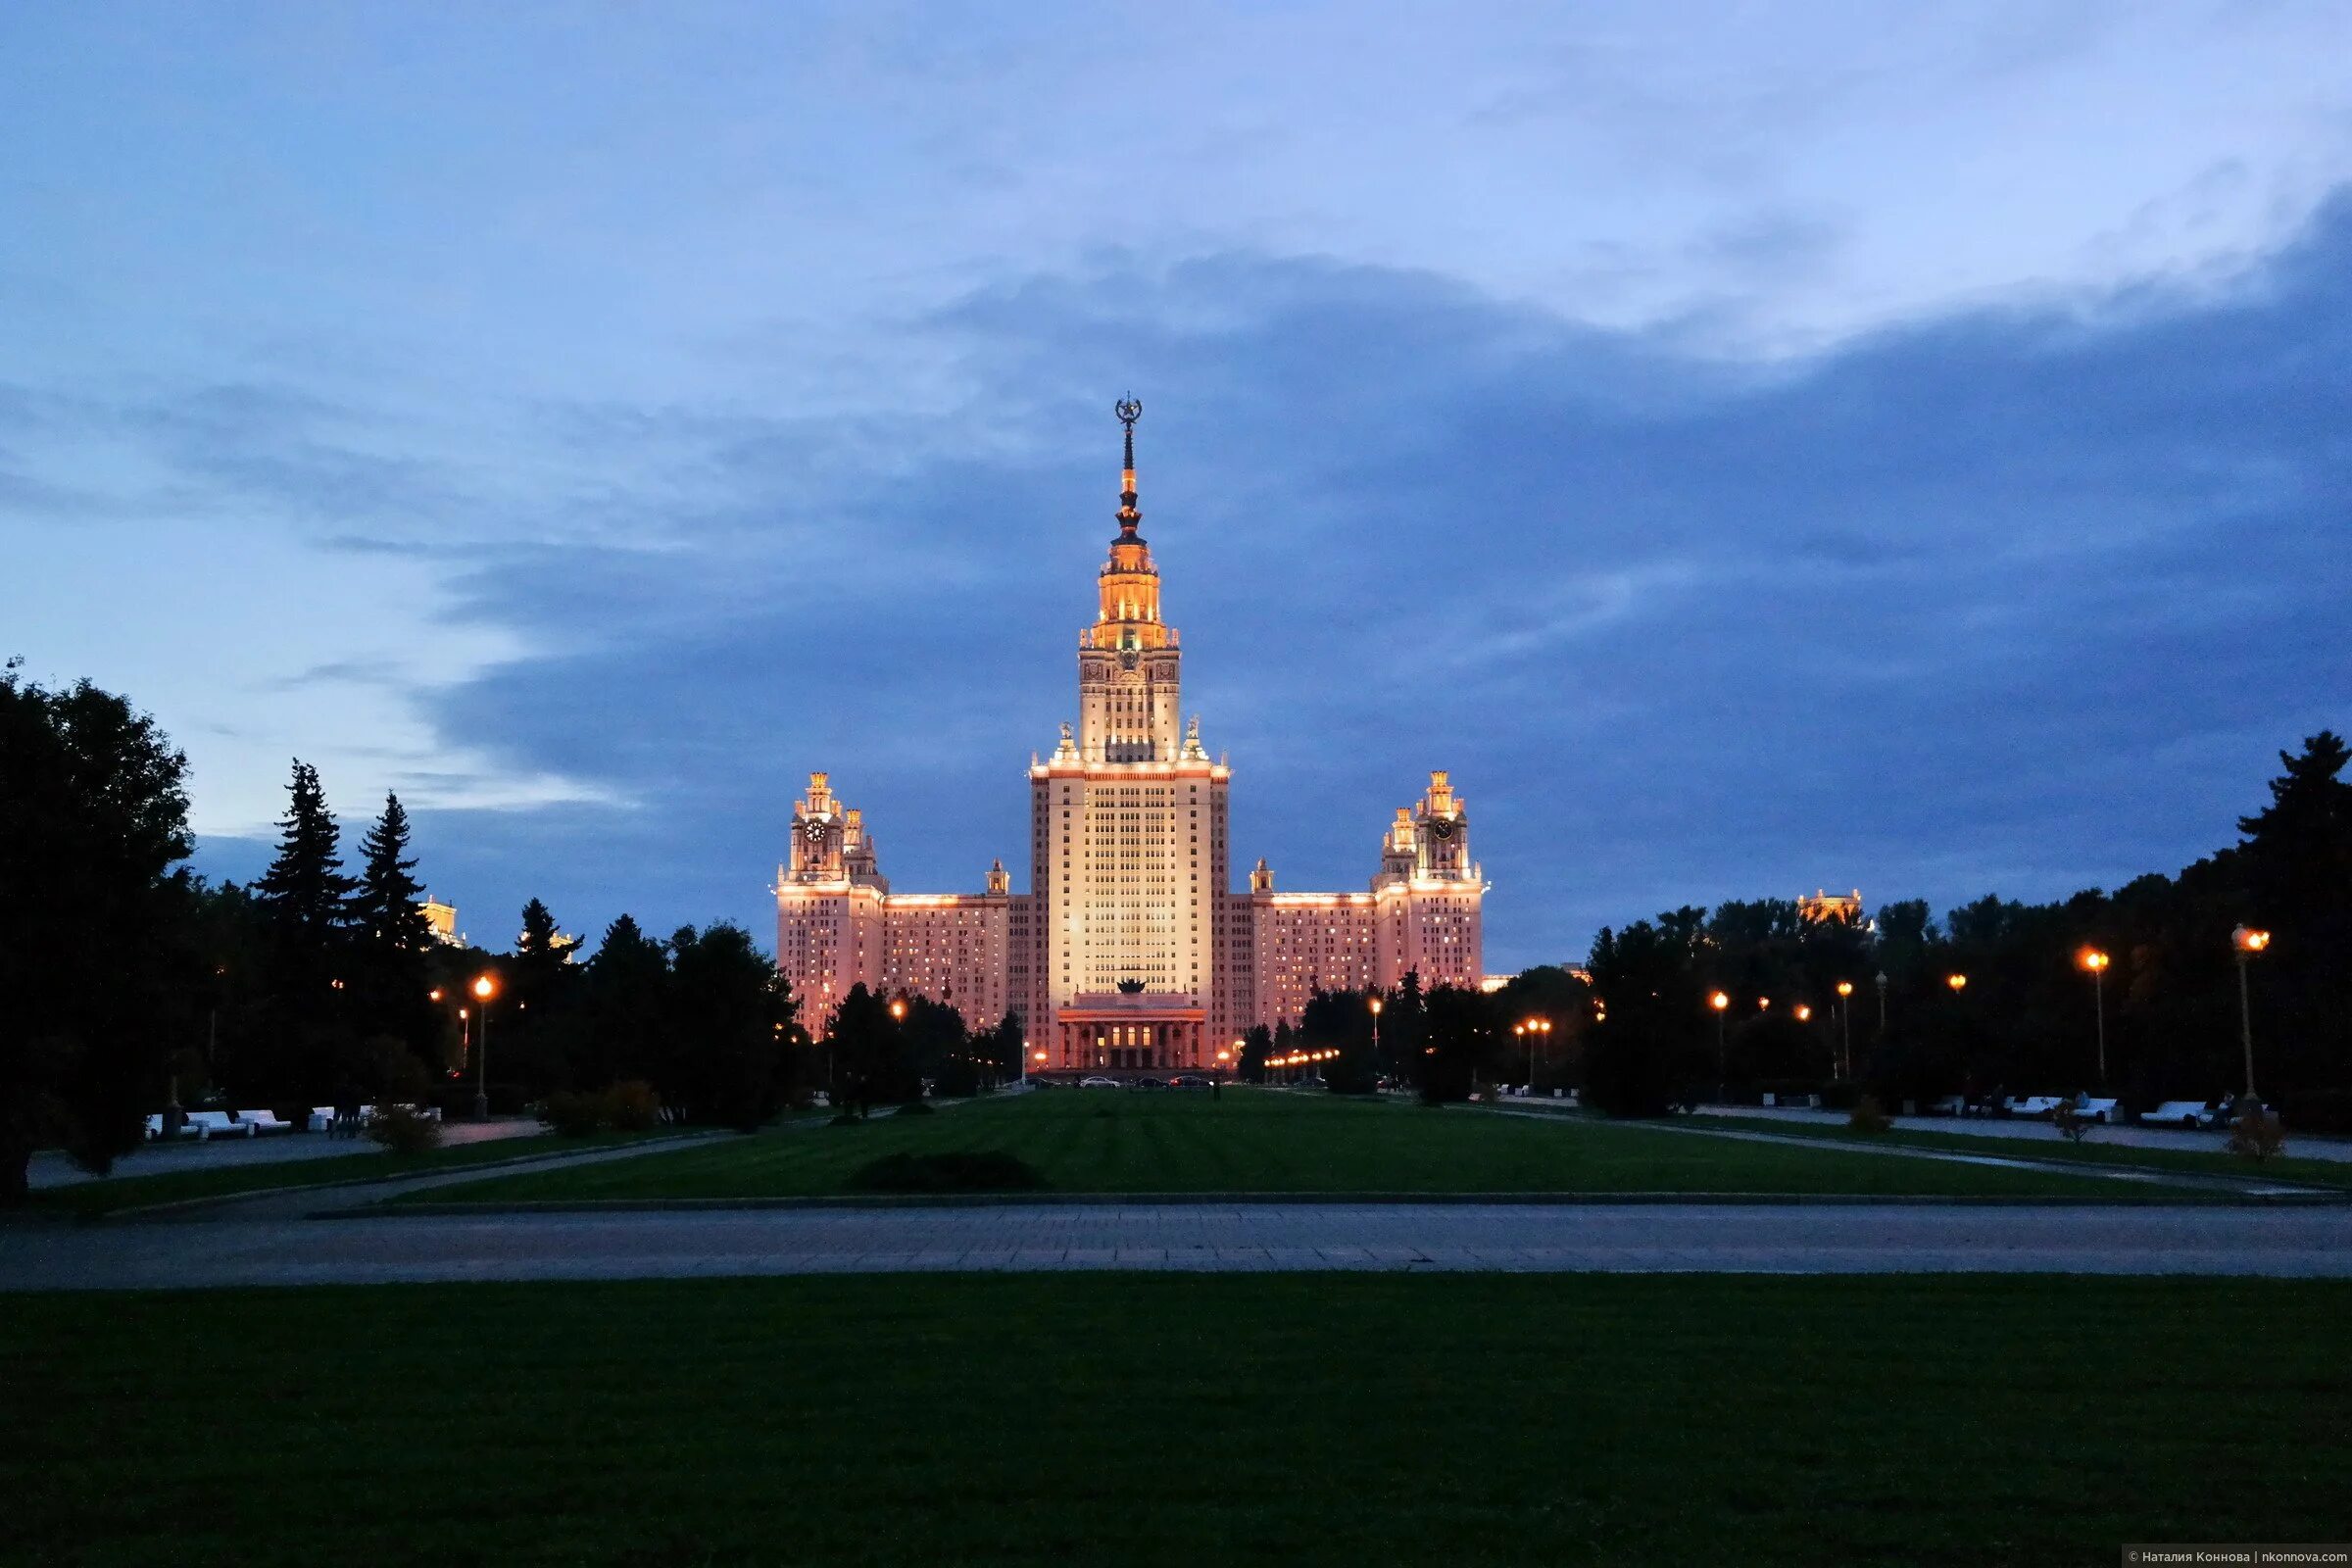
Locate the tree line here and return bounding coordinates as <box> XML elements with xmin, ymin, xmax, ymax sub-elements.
<box><xmin>1249</xmin><ymin>732</ymin><xmax>2352</xmax><ymax>1130</ymax></box>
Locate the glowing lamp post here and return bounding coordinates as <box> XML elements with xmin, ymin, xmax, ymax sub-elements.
<box><xmin>2077</xmin><ymin>947</ymin><xmax>2111</xmax><ymax>1083</ymax></box>
<box><xmin>1835</xmin><ymin>980</ymin><xmax>1855</xmax><ymax>1079</ymax></box>
<box><xmin>1368</xmin><ymin>996</ymin><xmax>1384</xmax><ymax>1082</ymax></box>
<box><xmin>2231</xmin><ymin>926</ymin><xmax>2271</xmax><ymax>1100</ymax></box>
<box><xmin>1709</xmin><ymin>991</ymin><xmax>1731</xmax><ymax>1100</ymax></box>
<box><xmin>469</xmin><ymin>973</ymin><xmax>498</xmax><ymax>1119</ymax></box>
<box><xmin>1945</xmin><ymin>973</ymin><xmax>1968</xmax><ymax>994</ymax></box>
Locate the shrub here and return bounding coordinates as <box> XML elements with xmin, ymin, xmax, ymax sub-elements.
<box><xmin>605</xmin><ymin>1080</ymin><xmax>662</xmax><ymax>1132</ymax></box>
<box><xmin>848</xmin><ymin>1151</ymin><xmax>1045</xmax><ymax>1194</ymax></box>
<box><xmin>367</xmin><ymin>1103</ymin><xmax>442</xmax><ymax>1154</ymax></box>
<box><xmin>2052</xmin><ymin>1097</ymin><xmax>2094</xmax><ymax>1143</ymax></box>
<box><xmin>1818</xmin><ymin>1079</ymin><xmax>1862</xmax><ymax>1111</ymax></box>
<box><xmin>827</xmin><ymin>1111</ymin><xmax>864</xmax><ymax>1127</ymax></box>
<box><xmin>540</xmin><ymin>1090</ymin><xmax>605</xmax><ymax>1138</ymax></box>
<box><xmin>893</xmin><ymin>1100</ymin><xmax>937</xmax><ymax>1117</ymax></box>
<box><xmin>1847</xmin><ymin>1095</ymin><xmax>1892</xmax><ymax>1135</ymax></box>
<box><xmin>2227</xmin><ymin>1101</ymin><xmax>2286</xmax><ymax>1163</ymax></box>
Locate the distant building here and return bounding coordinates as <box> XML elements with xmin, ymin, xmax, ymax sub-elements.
<box><xmin>418</xmin><ymin>896</ymin><xmax>463</xmax><ymax>946</ymax></box>
<box><xmin>1799</xmin><ymin>889</ymin><xmax>1865</xmax><ymax>925</ymax></box>
<box><xmin>774</xmin><ymin>402</ymin><xmax>1489</xmax><ymax>1077</ymax></box>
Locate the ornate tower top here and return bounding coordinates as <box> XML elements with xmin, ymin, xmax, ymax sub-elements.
<box><xmin>1114</xmin><ymin>396</ymin><xmax>1143</xmax><ymax>538</ymax></box>
<box><xmin>1089</xmin><ymin>396</ymin><xmax>1170</xmax><ymax>653</ymax></box>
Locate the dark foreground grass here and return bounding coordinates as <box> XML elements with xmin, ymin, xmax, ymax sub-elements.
<box><xmin>406</xmin><ymin>1089</ymin><xmax>2143</xmax><ymax>1203</ymax></box>
<box><xmin>29</xmin><ymin>1129</ymin><xmax>679</xmax><ymax>1219</ymax></box>
<box><xmin>5</xmin><ymin>1274</ymin><xmax>2346</xmax><ymax>1566</ymax></box>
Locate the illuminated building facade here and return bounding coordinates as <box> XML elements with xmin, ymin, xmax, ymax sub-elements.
<box><xmin>775</xmin><ymin>402</ymin><xmax>1487</xmax><ymax>1075</ymax></box>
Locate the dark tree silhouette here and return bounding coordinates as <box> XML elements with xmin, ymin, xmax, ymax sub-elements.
<box><xmin>1</xmin><ymin>662</ymin><xmax>194</xmax><ymax>1201</ymax></box>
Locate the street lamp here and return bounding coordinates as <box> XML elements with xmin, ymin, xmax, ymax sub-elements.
<box><xmin>2077</xmin><ymin>947</ymin><xmax>2111</xmax><ymax>1083</ymax></box>
<box><xmin>1874</xmin><ymin>971</ymin><xmax>1888</xmax><ymax>1032</ymax></box>
<box><xmin>1835</xmin><ymin>980</ymin><xmax>1854</xmax><ymax>1078</ymax></box>
<box><xmin>1794</xmin><ymin>1004</ymin><xmax>1812</xmax><ymax>1022</ymax></box>
<box><xmin>469</xmin><ymin>973</ymin><xmax>497</xmax><ymax>1119</ymax></box>
<box><xmin>1945</xmin><ymin>973</ymin><xmax>1968</xmax><ymax>994</ymax></box>
<box><xmin>1368</xmin><ymin>995</ymin><xmax>1384</xmax><ymax>1081</ymax></box>
<box><xmin>2231</xmin><ymin>926</ymin><xmax>2271</xmax><ymax>1100</ymax></box>
<box><xmin>1709</xmin><ymin>992</ymin><xmax>1731</xmax><ymax>1100</ymax></box>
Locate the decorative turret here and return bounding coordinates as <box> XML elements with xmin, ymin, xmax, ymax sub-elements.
<box><xmin>987</xmin><ymin>858</ymin><xmax>1010</xmax><ymax>896</ymax></box>
<box><xmin>1250</xmin><ymin>857</ymin><xmax>1274</xmax><ymax>894</ymax></box>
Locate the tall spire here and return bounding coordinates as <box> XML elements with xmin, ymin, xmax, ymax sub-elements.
<box><xmin>1115</xmin><ymin>396</ymin><xmax>1143</xmax><ymax>538</ymax></box>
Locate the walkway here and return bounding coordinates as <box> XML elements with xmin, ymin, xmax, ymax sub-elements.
<box><xmin>1691</xmin><ymin>1103</ymin><xmax>2352</xmax><ymax>1163</ymax></box>
<box><xmin>28</xmin><ymin>1117</ymin><xmax>550</xmax><ymax>1189</ymax></box>
<box><xmin>7</xmin><ymin>1201</ymin><xmax>2350</xmax><ymax>1290</ymax></box>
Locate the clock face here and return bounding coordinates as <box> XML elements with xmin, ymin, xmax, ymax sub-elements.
<box><xmin>803</xmin><ymin>819</ymin><xmax>827</xmax><ymax>844</ymax></box>
<box><xmin>1429</xmin><ymin>816</ymin><xmax>1458</xmax><ymax>840</ymax></box>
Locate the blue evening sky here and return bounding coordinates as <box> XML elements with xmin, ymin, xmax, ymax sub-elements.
<box><xmin>4</xmin><ymin>3</ymin><xmax>2348</xmax><ymax>967</ymax></box>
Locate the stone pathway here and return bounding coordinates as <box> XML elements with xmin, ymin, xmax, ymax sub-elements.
<box><xmin>1476</xmin><ymin>1105</ymin><xmax>2334</xmax><ymax>1199</ymax></box>
<box><xmin>27</xmin><ymin>1116</ymin><xmax>550</xmax><ymax>1189</ymax></box>
<box><xmin>6</xmin><ymin>1200</ymin><xmax>2350</xmax><ymax>1290</ymax></box>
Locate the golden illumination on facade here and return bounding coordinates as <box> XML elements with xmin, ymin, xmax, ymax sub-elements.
<box><xmin>774</xmin><ymin>397</ymin><xmax>1489</xmax><ymax>1071</ymax></box>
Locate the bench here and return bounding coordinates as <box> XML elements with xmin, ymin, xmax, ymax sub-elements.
<box><xmin>238</xmin><ymin>1107</ymin><xmax>295</xmax><ymax>1134</ymax></box>
<box><xmin>186</xmin><ymin>1110</ymin><xmax>254</xmax><ymax>1141</ymax></box>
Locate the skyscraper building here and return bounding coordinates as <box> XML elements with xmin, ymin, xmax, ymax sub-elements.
<box><xmin>775</xmin><ymin>401</ymin><xmax>1486</xmax><ymax>1076</ymax></box>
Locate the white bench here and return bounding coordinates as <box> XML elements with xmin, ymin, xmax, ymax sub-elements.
<box><xmin>238</xmin><ymin>1107</ymin><xmax>295</xmax><ymax>1134</ymax></box>
<box><xmin>307</xmin><ymin>1106</ymin><xmax>335</xmax><ymax>1133</ymax></box>
<box><xmin>185</xmin><ymin>1110</ymin><xmax>254</xmax><ymax>1140</ymax></box>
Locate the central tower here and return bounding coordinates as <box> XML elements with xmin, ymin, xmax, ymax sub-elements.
<box><xmin>1024</xmin><ymin>400</ymin><xmax>1233</xmax><ymax>1072</ymax></box>
<box><xmin>1078</xmin><ymin>397</ymin><xmax>1184</xmax><ymax>763</ymax></box>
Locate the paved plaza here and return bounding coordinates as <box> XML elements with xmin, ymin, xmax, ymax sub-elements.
<box><xmin>25</xmin><ymin>1117</ymin><xmax>550</xmax><ymax>1189</ymax></box>
<box><xmin>6</xmin><ymin>1199</ymin><xmax>2350</xmax><ymax>1290</ymax></box>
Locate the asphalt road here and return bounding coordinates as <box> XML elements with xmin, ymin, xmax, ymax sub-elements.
<box><xmin>7</xmin><ymin>1200</ymin><xmax>2350</xmax><ymax>1290</ymax></box>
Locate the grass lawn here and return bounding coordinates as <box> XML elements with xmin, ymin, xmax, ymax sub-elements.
<box><xmin>403</xmin><ymin>1089</ymin><xmax>2155</xmax><ymax>1203</ymax></box>
<box><xmin>1687</xmin><ymin>1111</ymin><xmax>2352</xmax><ymax>1192</ymax></box>
<box><xmin>5</xmin><ymin>1273</ymin><xmax>2345</xmax><ymax>1566</ymax></box>
<box><xmin>27</xmin><ymin>1129</ymin><xmax>685</xmax><ymax>1219</ymax></box>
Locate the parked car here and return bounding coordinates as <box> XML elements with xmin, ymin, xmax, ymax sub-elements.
<box><xmin>1134</xmin><ymin>1077</ymin><xmax>1169</xmax><ymax>1091</ymax></box>
<box><xmin>1078</xmin><ymin>1076</ymin><xmax>1121</xmax><ymax>1089</ymax></box>
<box><xmin>1170</xmin><ymin>1075</ymin><xmax>1213</xmax><ymax>1090</ymax></box>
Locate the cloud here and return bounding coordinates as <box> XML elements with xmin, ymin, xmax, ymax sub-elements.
<box><xmin>351</xmin><ymin>191</ymin><xmax>2352</xmax><ymax>968</ymax></box>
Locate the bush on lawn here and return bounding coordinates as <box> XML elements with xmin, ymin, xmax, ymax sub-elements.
<box><xmin>541</xmin><ymin>1090</ymin><xmax>605</xmax><ymax>1138</ymax></box>
<box><xmin>2228</xmin><ymin>1100</ymin><xmax>2286</xmax><ymax>1163</ymax></box>
<box><xmin>367</xmin><ymin>1103</ymin><xmax>442</xmax><ymax>1154</ymax></box>
<box><xmin>605</xmin><ymin>1080</ymin><xmax>662</xmax><ymax>1132</ymax></box>
<box><xmin>1846</xmin><ymin>1095</ymin><xmax>1891</xmax><ymax>1134</ymax></box>
<box><xmin>848</xmin><ymin>1151</ymin><xmax>1045</xmax><ymax>1194</ymax></box>
<box><xmin>893</xmin><ymin>1100</ymin><xmax>936</xmax><ymax>1117</ymax></box>
<box><xmin>827</xmin><ymin>1111</ymin><xmax>864</xmax><ymax>1127</ymax></box>
<box><xmin>2051</xmin><ymin>1097</ymin><xmax>2094</xmax><ymax>1143</ymax></box>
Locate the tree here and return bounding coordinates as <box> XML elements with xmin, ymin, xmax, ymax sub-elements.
<box><xmin>348</xmin><ymin>793</ymin><xmax>436</xmax><ymax>1064</ymax></box>
<box><xmin>584</xmin><ymin>914</ymin><xmax>669</xmax><ymax>1091</ymax></box>
<box><xmin>252</xmin><ymin>760</ymin><xmax>357</xmax><ymax>992</ymax></box>
<box><xmin>1237</xmin><ymin>1024</ymin><xmax>1272</xmax><ymax>1084</ymax></box>
<box><xmin>1</xmin><ymin>663</ymin><xmax>194</xmax><ymax>1201</ymax></box>
<box><xmin>1419</xmin><ymin>984</ymin><xmax>1494</xmax><ymax>1104</ymax></box>
<box><xmin>828</xmin><ymin>983</ymin><xmax>895</xmax><ymax>1118</ymax></box>
<box><xmin>666</xmin><ymin>922</ymin><xmax>790</xmax><ymax>1130</ymax></box>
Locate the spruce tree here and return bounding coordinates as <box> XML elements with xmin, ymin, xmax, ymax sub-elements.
<box><xmin>253</xmin><ymin>760</ymin><xmax>356</xmax><ymax>992</ymax></box>
<box><xmin>350</xmin><ymin>793</ymin><xmax>435</xmax><ymax>1059</ymax></box>
<box><xmin>352</xmin><ymin>793</ymin><xmax>433</xmax><ymax>955</ymax></box>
